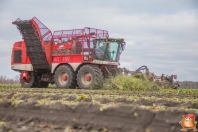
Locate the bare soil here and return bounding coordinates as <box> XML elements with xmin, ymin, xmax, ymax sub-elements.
<box><xmin>0</xmin><ymin>87</ymin><xmax>198</xmax><ymax>132</ymax></box>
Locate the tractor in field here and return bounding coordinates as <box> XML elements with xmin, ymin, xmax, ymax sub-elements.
<box><xmin>11</xmin><ymin>17</ymin><xmax>125</xmax><ymax>89</ymax></box>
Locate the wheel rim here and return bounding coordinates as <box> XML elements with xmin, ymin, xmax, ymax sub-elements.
<box><xmin>21</xmin><ymin>72</ymin><xmax>31</xmax><ymax>84</ymax></box>
<box><xmin>81</xmin><ymin>72</ymin><xmax>92</xmax><ymax>86</ymax></box>
<box><xmin>58</xmin><ymin>72</ymin><xmax>68</xmax><ymax>86</ymax></box>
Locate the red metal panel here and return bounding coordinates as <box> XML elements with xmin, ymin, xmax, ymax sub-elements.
<box><xmin>11</xmin><ymin>41</ymin><xmax>31</xmax><ymax>65</ymax></box>
<box><xmin>52</xmin><ymin>55</ymin><xmax>83</xmax><ymax>63</ymax></box>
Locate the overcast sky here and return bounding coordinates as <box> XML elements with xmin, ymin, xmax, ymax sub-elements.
<box><xmin>0</xmin><ymin>0</ymin><xmax>197</xmax><ymax>81</ymax></box>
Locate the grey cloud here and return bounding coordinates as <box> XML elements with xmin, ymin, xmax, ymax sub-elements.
<box><xmin>0</xmin><ymin>0</ymin><xmax>197</xmax><ymax>81</ymax></box>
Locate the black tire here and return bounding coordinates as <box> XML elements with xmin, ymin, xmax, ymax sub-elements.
<box><xmin>69</xmin><ymin>72</ymin><xmax>78</xmax><ymax>89</ymax></box>
<box><xmin>109</xmin><ymin>69</ymin><xmax>118</xmax><ymax>77</ymax></box>
<box><xmin>54</xmin><ymin>65</ymin><xmax>76</xmax><ymax>88</ymax></box>
<box><xmin>77</xmin><ymin>65</ymin><xmax>103</xmax><ymax>89</ymax></box>
<box><xmin>20</xmin><ymin>72</ymin><xmax>35</xmax><ymax>88</ymax></box>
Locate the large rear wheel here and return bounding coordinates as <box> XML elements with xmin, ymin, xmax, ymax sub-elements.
<box><xmin>54</xmin><ymin>65</ymin><xmax>76</xmax><ymax>88</ymax></box>
<box><xmin>77</xmin><ymin>65</ymin><xmax>103</xmax><ymax>89</ymax></box>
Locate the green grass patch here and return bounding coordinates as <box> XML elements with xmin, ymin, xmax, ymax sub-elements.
<box><xmin>109</xmin><ymin>75</ymin><xmax>160</xmax><ymax>91</ymax></box>
<box><xmin>0</xmin><ymin>84</ymin><xmax>21</xmax><ymax>88</ymax></box>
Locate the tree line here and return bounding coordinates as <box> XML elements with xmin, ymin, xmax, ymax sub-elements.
<box><xmin>0</xmin><ymin>75</ymin><xmax>20</xmax><ymax>84</ymax></box>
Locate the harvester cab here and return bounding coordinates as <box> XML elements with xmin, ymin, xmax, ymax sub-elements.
<box><xmin>93</xmin><ymin>38</ymin><xmax>125</xmax><ymax>62</ymax></box>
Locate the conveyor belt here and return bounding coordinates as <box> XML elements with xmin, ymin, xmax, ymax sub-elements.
<box><xmin>13</xmin><ymin>20</ymin><xmax>50</xmax><ymax>70</ymax></box>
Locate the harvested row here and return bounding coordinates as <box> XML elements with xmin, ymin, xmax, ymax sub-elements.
<box><xmin>0</xmin><ymin>87</ymin><xmax>198</xmax><ymax>132</ymax></box>
<box><xmin>0</xmin><ymin>101</ymin><xmax>198</xmax><ymax>132</ymax></box>
<box><xmin>1</xmin><ymin>91</ymin><xmax>198</xmax><ymax>111</ymax></box>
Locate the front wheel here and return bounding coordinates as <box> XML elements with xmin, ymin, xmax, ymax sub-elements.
<box><xmin>20</xmin><ymin>71</ymin><xmax>35</xmax><ymax>88</ymax></box>
<box><xmin>77</xmin><ymin>65</ymin><xmax>103</xmax><ymax>89</ymax></box>
<box><xmin>54</xmin><ymin>65</ymin><xmax>76</xmax><ymax>88</ymax></box>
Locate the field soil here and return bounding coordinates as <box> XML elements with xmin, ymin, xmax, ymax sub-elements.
<box><xmin>0</xmin><ymin>87</ymin><xmax>198</xmax><ymax>132</ymax></box>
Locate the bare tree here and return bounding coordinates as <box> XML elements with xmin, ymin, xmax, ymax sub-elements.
<box><xmin>0</xmin><ymin>75</ymin><xmax>20</xmax><ymax>84</ymax></box>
